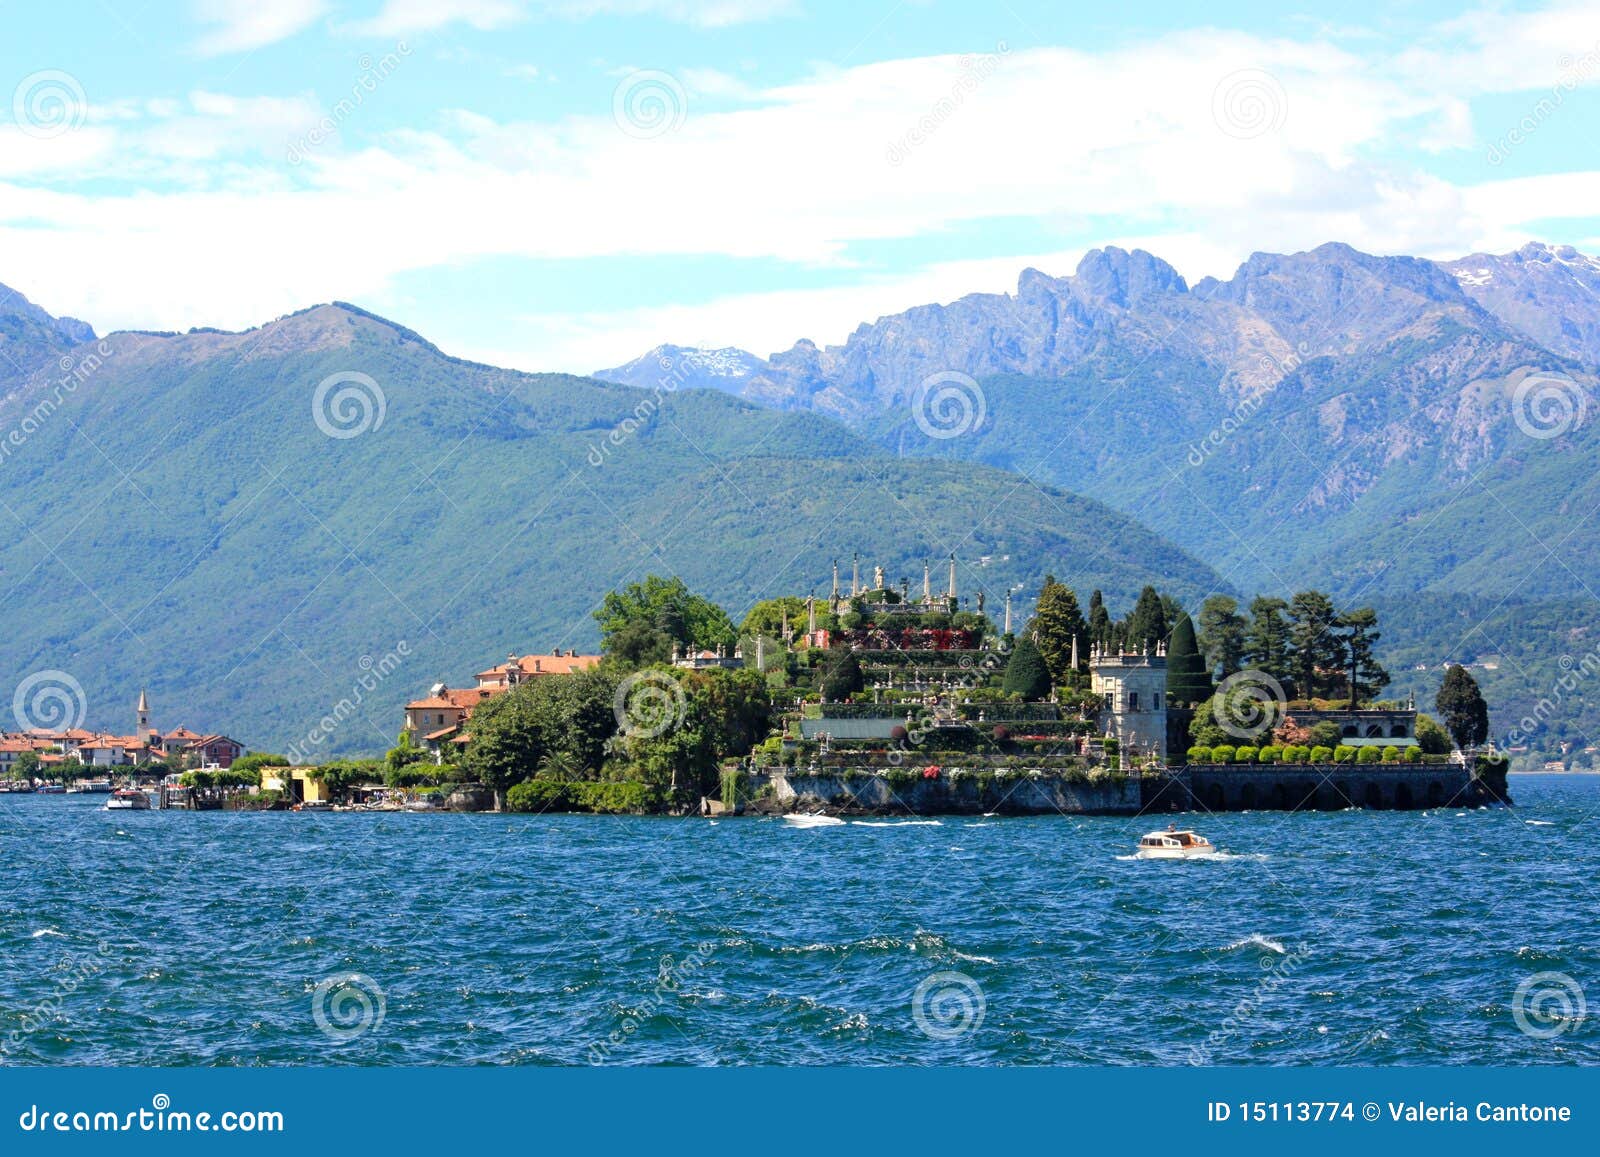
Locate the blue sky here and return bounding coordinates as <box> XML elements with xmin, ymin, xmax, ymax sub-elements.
<box><xmin>2</xmin><ymin>0</ymin><xmax>1599</xmax><ymax>371</ymax></box>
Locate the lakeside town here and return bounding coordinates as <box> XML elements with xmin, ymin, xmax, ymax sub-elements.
<box><xmin>0</xmin><ymin>563</ymin><xmax>1512</xmax><ymax>816</ymax></box>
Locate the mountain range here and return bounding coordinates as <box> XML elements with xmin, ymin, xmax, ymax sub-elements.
<box><xmin>1</xmin><ymin>239</ymin><xmax>1596</xmax><ymax>763</ymax></box>
<box><xmin>0</xmin><ymin>297</ymin><xmax>1217</xmax><ymax>758</ymax></box>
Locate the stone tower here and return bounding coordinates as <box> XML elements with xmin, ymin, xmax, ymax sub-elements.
<box><xmin>1090</xmin><ymin>644</ymin><xmax>1169</xmax><ymax>762</ymax></box>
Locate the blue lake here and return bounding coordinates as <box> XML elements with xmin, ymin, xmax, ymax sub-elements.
<box><xmin>3</xmin><ymin>775</ymin><xmax>1597</xmax><ymax>1065</ymax></box>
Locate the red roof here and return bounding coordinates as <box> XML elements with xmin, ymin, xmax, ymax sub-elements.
<box><xmin>406</xmin><ymin>688</ymin><xmax>493</xmax><ymax>710</ymax></box>
<box><xmin>475</xmin><ymin>652</ymin><xmax>600</xmax><ymax>681</ymax></box>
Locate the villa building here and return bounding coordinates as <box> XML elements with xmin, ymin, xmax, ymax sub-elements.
<box><xmin>404</xmin><ymin>650</ymin><xmax>603</xmax><ymax>757</ymax></box>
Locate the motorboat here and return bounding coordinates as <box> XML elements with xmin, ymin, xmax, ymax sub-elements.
<box><xmin>1134</xmin><ymin>827</ymin><xmax>1218</xmax><ymax>859</ymax></box>
<box><xmin>782</xmin><ymin>813</ymin><xmax>845</xmax><ymax>828</ymax></box>
<box><xmin>293</xmin><ymin>800</ymin><xmax>334</xmax><ymax>812</ymax></box>
<box><xmin>105</xmin><ymin>789</ymin><xmax>151</xmax><ymax>811</ymax></box>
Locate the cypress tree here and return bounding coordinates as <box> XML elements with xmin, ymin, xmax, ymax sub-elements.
<box><xmin>1002</xmin><ymin>631</ymin><xmax>1052</xmax><ymax>700</ymax></box>
<box><xmin>1436</xmin><ymin>664</ymin><xmax>1489</xmax><ymax>751</ymax></box>
<box><xmin>820</xmin><ymin>650</ymin><xmax>864</xmax><ymax>703</ymax></box>
<box><xmin>1032</xmin><ymin>576</ymin><xmax>1089</xmax><ymax>687</ymax></box>
<box><xmin>1088</xmin><ymin>589</ymin><xmax>1111</xmax><ymax>644</ymax></box>
<box><xmin>1124</xmin><ymin>586</ymin><xmax>1168</xmax><ymax>653</ymax></box>
<box><xmin>1166</xmin><ymin>611</ymin><xmax>1213</xmax><ymax>707</ymax></box>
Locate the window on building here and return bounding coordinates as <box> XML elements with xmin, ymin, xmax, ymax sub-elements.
<box><xmin>1129</xmin><ymin>691</ymin><xmax>1139</xmax><ymax>711</ymax></box>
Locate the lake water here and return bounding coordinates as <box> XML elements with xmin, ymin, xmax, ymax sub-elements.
<box><xmin>3</xmin><ymin>775</ymin><xmax>1597</xmax><ymax>1065</ymax></box>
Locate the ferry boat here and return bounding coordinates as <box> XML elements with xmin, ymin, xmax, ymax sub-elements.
<box><xmin>69</xmin><ymin>780</ymin><xmax>113</xmax><ymax>794</ymax></box>
<box><xmin>36</xmin><ymin>783</ymin><xmax>66</xmax><ymax>794</ymax></box>
<box><xmin>105</xmin><ymin>789</ymin><xmax>152</xmax><ymax>811</ymax></box>
<box><xmin>1135</xmin><ymin>827</ymin><xmax>1218</xmax><ymax>859</ymax></box>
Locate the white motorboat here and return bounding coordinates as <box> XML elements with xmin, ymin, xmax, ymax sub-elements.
<box><xmin>783</xmin><ymin>813</ymin><xmax>845</xmax><ymax>828</ymax></box>
<box><xmin>105</xmin><ymin>789</ymin><xmax>151</xmax><ymax>811</ymax></box>
<box><xmin>1134</xmin><ymin>827</ymin><xmax>1218</xmax><ymax>859</ymax></box>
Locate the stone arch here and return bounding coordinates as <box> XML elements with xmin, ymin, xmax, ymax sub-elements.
<box><xmin>1271</xmin><ymin>783</ymin><xmax>1289</xmax><ymax>810</ymax></box>
<box><xmin>1206</xmin><ymin>782</ymin><xmax>1224</xmax><ymax>811</ymax></box>
<box><xmin>1240</xmin><ymin>783</ymin><xmax>1258</xmax><ymax>810</ymax></box>
<box><xmin>1395</xmin><ymin>782</ymin><xmax>1414</xmax><ymax>809</ymax></box>
<box><xmin>1342</xmin><ymin>724</ymin><xmax>1359</xmax><ymax>738</ymax></box>
<box><xmin>1390</xmin><ymin>723</ymin><xmax>1409</xmax><ymax>737</ymax></box>
<box><xmin>1364</xmin><ymin>781</ymin><xmax>1385</xmax><ymax>809</ymax></box>
<box><xmin>1365</xmin><ymin>724</ymin><xmax>1384</xmax><ymax>738</ymax></box>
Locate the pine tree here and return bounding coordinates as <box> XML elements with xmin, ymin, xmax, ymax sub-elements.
<box><xmin>1002</xmin><ymin>631</ymin><xmax>1052</xmax><ymax>700</ymax></box>
<box><xmin>1337</xmin><ymin>606</ymin><xmax>1388</xmax><ymax>708</ymax></box>
<box><xmin>1287</xmin><ymin>590</ymin><xmax>1339</xmax><ymax>699</ymax></box>
<box><xmin>1166</xmin><ymin>611</ymin><xmax>1213</xmax><ymax>707</ymax></box>
<box><xmin>1032</xmin><ymin>576</ymin><xmax>1089</xmax><ymax>687</ymax></box>
<box><xmin>1242</xmin><ymin>596</ymin><xmax>1292</xmax><ymax>682</ymax></box>
<box><xmin>1124</xmin><ymin>586</ymin><xmax>1168</xmax><ymax>653</ymax></box>
<box><xmin>1197</xmin><ymin>594</ymin><xmax>1246</xmax><ymax>679</ymax></box>
<box><xmin>1436</xmin><ymin>665</ymin><xmax>1489</xmax><ymax>751</ymax></box>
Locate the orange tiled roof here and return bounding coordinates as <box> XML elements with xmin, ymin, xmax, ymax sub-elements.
<box><xmin>422</xmin><ymin>726</ymin><xmax>459</xmax><ymax>741</ymax></box>
<box><xmin>476</xmin><ymin>652</ymin><xmax>601</xmax><ymax>680</ymax></box>
<box><xmin>406</xmin><ymin>688</ymin><xmax>493</xmax><ymax>710</ymax></box>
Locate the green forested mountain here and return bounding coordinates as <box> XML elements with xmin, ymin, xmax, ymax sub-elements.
<box><xmin>0</xmin><ymin>302</ymin><xmax>1222</xmax><ymax>756</ymax></box>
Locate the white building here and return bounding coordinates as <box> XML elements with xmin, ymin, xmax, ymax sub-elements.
<box><xmin>1091</xmin><ymin>644</ymin><xmax>1169</xmax><ymax>762</ymax></box>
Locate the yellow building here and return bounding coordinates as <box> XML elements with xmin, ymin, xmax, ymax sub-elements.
<box><xmin>260</xmin><ymin>766</ymin><xmax>334</xmax><ymax>804</ymax></box>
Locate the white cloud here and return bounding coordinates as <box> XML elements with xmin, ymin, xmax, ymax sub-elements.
<box><xmin>5</xmin><ymin>6</ymin><xmax>1600</xmax><ymax>370</ymax></box>
<box><xmin>192</xmin><ymin>0</ymin><xmax>327</xmax><ymax>55</ymax></box>
<box><xmin>354</xmin><ymin>0</ymin><xmax>792</xmax><ymax>36</ymax></box>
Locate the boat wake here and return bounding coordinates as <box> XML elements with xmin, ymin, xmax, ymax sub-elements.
<box><xmin>852</xmin><ymin>819</ymin><xmax>942</xmax><ymax>827</ymax></box>
<box><xmin>1221</xmin><ymin>933</ymin><xmax>1288</xmax><ymax>955</ymax></box>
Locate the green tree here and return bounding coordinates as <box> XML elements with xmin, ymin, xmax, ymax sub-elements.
<box><xmin>594</xmin><ymin>575</ymin><xmax>736</xmax><ymax>656</ymax></box>
<box><xmin>1287</xmin><ymin>590</ymin><xmax>1340</xmax><ymax>699</ymax></box>
<box><xmin>231</xmin><ymin>752</ymin><xmax>289</xmax><ymax>776</ymax></box>
<box><xmin>1414</xmin><ymin>712</ymin><xmax>1451</xmax><ymax>755</ymax></box>
<box><xmin>1032</xmin><ymin>576</ymin><xmax>1089</xmax><ymax>687</ymax></box>
<box><xmin>605</xmin><ymin>618</ymin><xmax>674</xmax><ymax>668</ymax></box>
<box><xmin>1087</xmin><ymin>589</ymin><xmax>1112</xmax><ymax>645</ymax></box>
<box><xmin>1436</xmin><ymin>665</ymin><xmax>1490</xmax><ymax>751</ymax></box>
<box><xmin>1197</xmin><ymin>595</ymin><xmax>1246</xmax><ymax>679</ymax></box>
<box><xmin>1002</xmin><ymin>632</ymin><xmax>1052</xmax><ymax>700</ymax></box>
<box><xmin>1123</xmin><ymin>585</ymin><xmax>1169</xmax><ymax>653</ymax></box>
<box><xmin>1242</xmin><ymin>596</ymin><xmax>1292</xmax><ymax>683</ymax></box>
<box><xmin>819</xmin><ymin>650</ymin><xmax>864</xmax><ymax>702</ymax></box>
<box><xmin>1336</xmin><ymin>606</ymin><xmax>1389</xmax><ymax>708</ymax></box>
<box><xmin>465</xmin><ymin>685</ymin><xmax>553</xmax><ymax>809</ymax></box>
<box><xmin>739</xmin><ymin>597</ymin><xmax>809</xmax><ymax>639</ymax></box>
<box><xmin>385</xmin><ymin>731</ymin><xmax>428</xmax><ymax>773</ymax></box>
<box><xmin>12</xmin><ymin>749</ymin><xmax>40</xmax><ymax>781</ymax></box>
<box><xmin>1165</xmin><ymin>611</ymin><xmax>1213</xmax><ymax>708</ymax></box>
